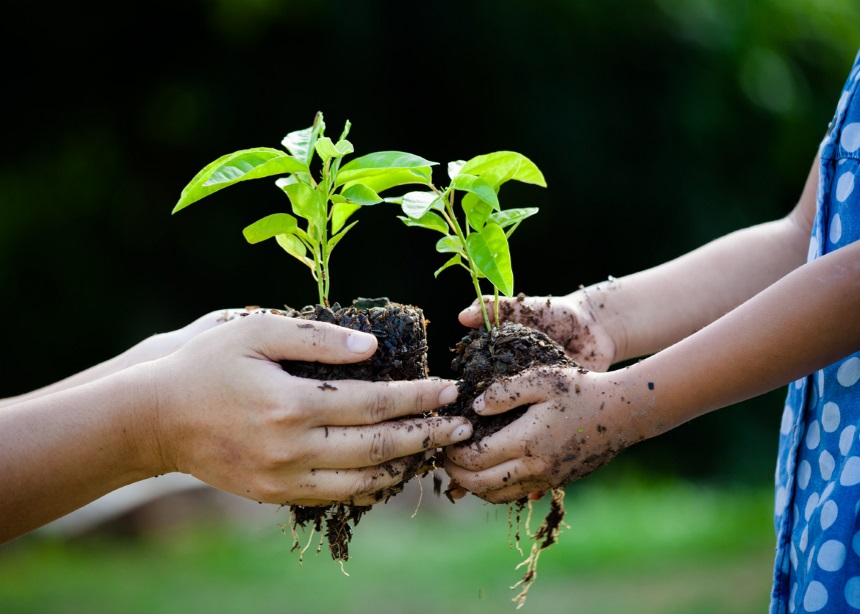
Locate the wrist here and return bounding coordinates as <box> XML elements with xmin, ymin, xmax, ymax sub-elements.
<box><xmin>567</xmin><ymin>283</ymin><xmax>621</xmax><ymax>368</ymax></box>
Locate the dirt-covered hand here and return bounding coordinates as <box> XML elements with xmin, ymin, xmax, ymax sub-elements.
<box><xmin>443</xmin><ymin>365</ymin><xmax>646</xmax><ymax>503</ymax></box>
<box><xmin>143</xmin><ymin>311</ymin><xmax>472</xmax><ymax>507</ymax></box>
<box><xmin>458</xmin><ymin>292</ymin><xmax>615</xmax><ymax>371</ymax></box>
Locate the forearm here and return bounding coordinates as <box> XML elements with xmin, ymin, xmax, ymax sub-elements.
<box><xmin>584</xmin><ymin>215</ymin><xmax>810</xmax><ymax>363</ymax></box>
<box><xmin>618</xmin><ymin>239</ymin><xmax>860</xmax><ymax>437</ymax></box>
<box><xmin>0</xmin><ymin>364</ymin><xmax>158</xmax><ymax>544</ymax></box>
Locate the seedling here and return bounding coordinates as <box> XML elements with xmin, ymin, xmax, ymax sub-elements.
<box><xmin>392</xmin><ymin>151</ymin><xmax>545</xmax><ymax>328</ymax></box>
<box><xmin>172</xmin><ymin>111</ymin><xmax>436</xmax><ymax>307</ymax></box>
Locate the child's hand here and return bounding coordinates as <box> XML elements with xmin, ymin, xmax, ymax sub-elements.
<box><xmin>444</xmin><ymin>365</ymin><xmax>646</xmax><ymax>503</ymax></box>
<box><xmin>458</xmin><ymin>292</ymin><xmax>616</xmax><ymax>371</ymax></box>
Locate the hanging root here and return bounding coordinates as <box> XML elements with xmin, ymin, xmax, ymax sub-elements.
<box><xmin>510</xmin><ymin>488</ymin><xmax>568</xmax><ymax>609</ymax></box>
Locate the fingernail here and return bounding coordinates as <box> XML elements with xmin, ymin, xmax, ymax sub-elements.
<box><xmin>451</xmin><ymin>423</ymin><xmax>473</xmax><ymax>442</ymax></box>
<box><xmin>438</xmin><ymin>385</ymin><xmax>458</xmax><ymax>405</ymax></box>
<box><xmin>473</xmin><ymin>394</ymin><xmax>486</xmax><ymax>414</ymax></box>
<box><xmin>347</xmin><ymin>333</ymin><xmax>375</xmax><ymax>354</ymax></box>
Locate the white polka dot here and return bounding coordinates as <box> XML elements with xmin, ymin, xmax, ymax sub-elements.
<box><xmin>799</xmin><ymin>460</ymin><xmax>812</xmax><ymax>489</ymax></box>
<box><xmin>791</xmin><ymin>542</ymin><xmax>799</xmax><ymax>570</ymax></box>
<box><xmin>821</xmin><ymin>499</ymin><xmax>838</xmax><ymax>530</ymax></box>
<box><xmin>820</xmin><ymin>450</ymin><xmax>836</xmax><ymax>481</ymax></box>
<box><xmin>806</xmin><ymin>493</ymin><xmax>820</xmax><ymax>520</ymax></box>
<box><xmin>841</xmin><ymin>457</ymin><xmax>860</xmax><ymax>486</ymax></box>
<box><xmin>823</xmin><ymin>402</ymin><xmax>841</xmax><ymax>432</ymax></box>
<box><xmin>776</xmin><ymin>486</ymin><xmax>788</xmax><ymax>515</ymax></box>
<box><xmin>818</xmin><ymin>540</ymin><xmax>846</xmax><ymax>571</ymax></box>
<box><xmin>781</xmin><ymin>404</ymin><xmax>794</xmax><ymax>435</ymax></box>
<box><xmin>807</xmin><ymin>421</ymin><xmax>822</xmax><ymax>449</ymax></box>
<box><xmin>800</xmin><ymin>525</ymin><xmax>810</xmax><ymax>552</ymax></box>
<box><xmin>839</xmin><ymin>91</ymin><xmax>851</xmax><ymax>113</ymax></box>
<box><xmin>830</xmin><ymin>213</ymin><xmax>843</xmax><ymax>244</ymax></box>
<box><xmin>794</xmin><ymin>504</ymin><xmax>801</xmax><ymax>528</ymax></box>
<box><xmin>808</xmin><ymin>234</ymin><xmax>820</xmax><ymax>260</ymax></box>
<box><xmin>846</xmin><ymin>577</ymin><xmax>860</xmax><ymax>608</ymax></box>
<box><xmin>819</xmin><ymin>370</ymin><xmax>825</xmax><ymax>399</ymax></box>
<box><xmin>821</xmin><ymin>482</ymin><xmax>836</xmax><ymax>503</ymax></box>
<box><xmin>841</xmin><ymin>425</ymin><xmax>856</xmax><ymax>456</ymax></box>
<box><xmin>853</xmin><ymin>532</ymin><xmax>860</xmax><ymax>557</ymax></box>
<box><xmin>843</xmin><ymin>123</ymin><xmax>860</xmax><ymax>152</ymax></box>
<box><xmin>790</xmin><ymin>581</ymin><xmax>798</xmax><ymax>611</ymax></box>
<box><xmin>837</xmin><ymin>172</ymin><xmax>855</xmax><ymax>202</ymax></box>
<box><xmin>803</xmin><ymin>580</ymin><xmax>828</xmax><ymax>611</ymax></box>
<box><xmin>808</xmin><ymin>545</ymin><xmax>817</xmax><ymax>572</ymax></box>
<box><xmin>837</xmin><ymin>357</ymin><xmax>860</xmax><ymax>387</ymax></box>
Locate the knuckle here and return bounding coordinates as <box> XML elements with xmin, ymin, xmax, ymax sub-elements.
<box><xmin>365</xmin><ymin>388</ymin><xmax>393</xmax><ymax>423</ymax></box>
<box><xmin>367</xmin><ymin>430</ymin><xmax>395</xmax><ymax>464</ymax></box>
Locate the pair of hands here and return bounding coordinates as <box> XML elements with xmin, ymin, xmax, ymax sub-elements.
<box><xmin>121</xmin><ymin>309</ymin><xmax>473</xmax><ymax>508</ymax></box>
<box><xmin>443</xmin><ymin>293</ymin><xmax>647</xmax><ymax>504</ymax></box>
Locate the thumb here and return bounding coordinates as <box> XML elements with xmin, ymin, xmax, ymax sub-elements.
<box><xmin>234</xmin><ymin>312</ymin><xmax>378</xmax><ymax>364</ymax></box>
<box><xmin>458</xmin><ymin>296</ymin><xmax>495</xmax><ymax>328</ymax></box>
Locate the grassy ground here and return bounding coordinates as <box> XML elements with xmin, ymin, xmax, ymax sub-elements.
<box><xmin>0</xmin><ymin>476</ymin><xmax>776</xmax><ymax>614</ymax></box>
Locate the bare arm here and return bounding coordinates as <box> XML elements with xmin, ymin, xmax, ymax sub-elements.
<box><xmin>0</xmin><ymin>309</ymin><xmax>240</xmax><ymax>409</ymax></box>
<box><xmin>446</xmin><ymin>236</ymin><xmax>860</xmax><ymax>502</ymax></box>
<box><xmin>0</xmin><ymin>313</ymin><xmax>471</xmax><ymax>544</ymax></box>
<box><xmin>579</xmin><ymin>154</ymin><xmax>819</xmax><ymax>363</ymax></box>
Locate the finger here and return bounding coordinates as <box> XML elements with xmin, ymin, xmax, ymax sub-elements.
<box><xmin>458</xmin><ymin>296</ymin><xmax>495</xmax><ymax>328</ymax></box>
<box><xmin>474</xmin><ymin>366</ymin><xmax>566</xmax><ymax>416</ymax></box>
<box><xmin>278</xmin><ymin>459</ymin><xmax>421</xmax><ymax>505</ymax></box>
<box><xmin>444</xmin><ymin>457</ymin><xmax>549</xmax><ymax>503</ymax></box>
<box><xmin>296</xmin><ymin>377</ymin><xmax>460</xmax><ymax>426</ymax></box>
<box><xmin>308</xmin><ymin>416</ymin><xmax>473</xmax><ymax>469</ymax></box>
<box><xmin>232</xmin><ymin>311</ymin><xmax>379</xmax><ymax>364</ymax></box>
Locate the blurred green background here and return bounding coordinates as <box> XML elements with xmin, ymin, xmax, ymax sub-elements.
<box><xmin>1</xmin><ymin>0</ymin><xmax>859</xmax><ymax>611</ymax></box>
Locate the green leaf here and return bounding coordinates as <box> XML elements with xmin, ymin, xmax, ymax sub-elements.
<box><xmin>460</xmin><ymin>151</ymin><xmax>547</xmax><ymax>188</ymax></box>
<box><xmin>466</xmin><ymin>223</ymin><xmax>514</xmax><ymax>297</ymax></box>
<box><xmin>436</xmin><ymin>235</ymin><xmax>463</xmax><ymax>254</ymax></box>
<box><xmin>344</xmin><ymin>167</ymin><xmax>433</xmax><ymax>193</ymax></box>
<box><xmin>401</xmin><ymin>191</ymin><xmax>445</xmax><ymax>219</ymax></box>
<box><xmin>341</xmin><ymin>184</ymin><xmax>382</xmax><ymax>205</ymax></box>
<box><xmin>462</xmin><ymin>193</ymin><xmax>493</xmax><ymax>231</ymax></box>
<box><xmin>331</xmin><ymin>202</ymin><xmax>361</xmax><ymax>234</ymax></box>
<box><xmin>242</xmin><ymin>213</ymin><xmax>299</xmax><ymax>244</ymax></box>
<box><xmin>285</xmin><ymin>183</ymin><xmax>326</xmax><ymax>240</ymax></box>
<box><xmin>276</xmin><ymin>233</ymin><xmax>315</xmax><ymax>270</ymax></box>
<box><xmin>315</xmin><ymin>137</ymin><xmax>354</xmax><ymax>163</ymax></box>
<box><xmin>173</xmin><ymin>148</ymin><xmax>309</xmax><ymax>213</ymax></box>
<box><xmin>447</xmin><ymin>160</ymin><xmax>466</xmax><ymax>180</ymax></box>
<box><xmin>282</xmin><ymin>113</ymin><xmax>326</xmax><ymax>165</ymax></box>
<box><xmin>434</xmin><ymin>254</ymin><xmax>461</xmax><ymax>278</ymax></box>
<box><xmin>397</xmin><ymin>211</ymin><xmax>448</xmax><ymax>234</ymax></box>
<box><xmin>328</xmin><ymin>220</ymin><xmax>358</xmax><ymax>250</ymax></box>
<box><xmin>451</xmin><ymin>174</ymin><xmax>500</xmax><ymax>210</ymax></box>
<box><xmin>487</xmin><ymin>207</ymin><xmax>539</xmax><ymax>229</ymax></box>
<box><xmin>336</xmin><ymin>151</ymin><xmax>437</xmax><ymax>186</ymax></box>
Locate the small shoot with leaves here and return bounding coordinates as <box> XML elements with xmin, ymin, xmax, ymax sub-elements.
<box><xmin>393</xmin><ymin>151</ymin><xmax>546</xmax><ymax>330</ymax></box>
<box><xmin>172</xmin><ymin>112</ymin><xmax>436</xmax><ymax>307</ymax></box>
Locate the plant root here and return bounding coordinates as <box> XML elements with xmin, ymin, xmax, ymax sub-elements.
<box><xmin>510</xmin><ymin>487</ymin><xmax>568</xmax><ymax>609</ymax></box>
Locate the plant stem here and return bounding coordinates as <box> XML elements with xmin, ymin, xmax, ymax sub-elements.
<box><xmin>444</xmin><ymin>196</ymin><xmax>491</xmax><ymax>331</ymax></box>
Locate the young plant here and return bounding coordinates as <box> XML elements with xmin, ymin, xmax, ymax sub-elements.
<box><xmin>172</xmin><ymin>111</ymin><xmax>436</xmax><ymax>307</ymax></box>
<box><xmin>393</xmin><ymin>151</ymin><xmax>546</xmax><ymax>328</ymax></box>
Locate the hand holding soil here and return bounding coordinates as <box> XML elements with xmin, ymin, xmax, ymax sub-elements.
<box><xmin>148</xmin><ymin>310</ymin><xmax>471</xmax><ymax>507</ymax></box>
<box><xmin>458</xmin><ymin>292</ymin><xmax>616</xmax><ymax>371</ymax></box>
<box><xmin>444</xmin><ymin>366</ymin><xmax>647</xmax><ymax>504</ymax></box>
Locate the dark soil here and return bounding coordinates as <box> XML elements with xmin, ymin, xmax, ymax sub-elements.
<box><xmin>274</xmin><ymin>297</ymin><xmax>431</xmax><ymax>563</ymax></box>
<box><xmin>441</xmin><ymin>321</ymin><xmax>575</xmax><ymax>445</ymax></box>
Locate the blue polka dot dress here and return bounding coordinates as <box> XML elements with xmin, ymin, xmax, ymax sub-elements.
<box><xmin>771</xmin><ymin>49</ymin><xmax>860</xmax><ymax>613</ymax></box>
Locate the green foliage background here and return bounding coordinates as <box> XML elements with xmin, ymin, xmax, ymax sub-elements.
<box><xmin>1</xmin><ymin>0</ymin><xmax>859</xmax><ymax>485</ymax></box>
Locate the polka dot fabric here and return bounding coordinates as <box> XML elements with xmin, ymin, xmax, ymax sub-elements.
<box><xmin>772</xmin><ymin>49</ymin><xmax>860</xmax><ymax>613</ymax></box>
